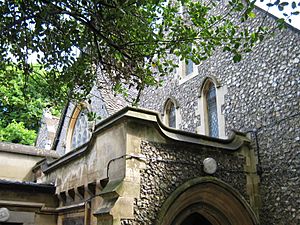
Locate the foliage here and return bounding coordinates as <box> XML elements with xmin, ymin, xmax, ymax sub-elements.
<box><xmin>0</xmin><ymin>65</ymin><xmax>62</xmax><ymax>145</ymax></box>
<box><xmin>0</xmin><ymin>0</ymin><xmax>299</xmax><ymax>104</ymax></box>
<box><xmin>0</xmin><ymin>120</ymin><xmax>36</xmax><ymax>145</ymax></box>
<box><xmin>87</xmin><ymin>111</ymin><xmax>102</xmax><ymax>122</ymax></box>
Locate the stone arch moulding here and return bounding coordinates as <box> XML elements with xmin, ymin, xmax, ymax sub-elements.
<box><xmin>198</xmin><ymin>75</ymin><xmax>221</xmax><ymax>98</ymax></box>
<box><xmin>65</xmin><ymin>102</ymin><xmax>91</xmax><ymax>152</ymax></box>
<box><xmin>156</xmin><ymin>177</ymin><xmax>259</xmax><ymax>225</ymax></box>
<box><xmin>162</xmin><ymin>96</ymin><xmax>180</xmax><ymax>112</ymax></box>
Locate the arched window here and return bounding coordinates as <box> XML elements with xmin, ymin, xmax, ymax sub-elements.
<box><xmin>71</xmin><ymin>108</ymin><xmax>90</xmax><ymax>149</ymax></box>
<box><xmin>66</xmin><ymin>105</ymin><xmax>92</xmax><ymax>152</ymax></box>
<box><xmin>206</xmin><ymin>82</ymin><xmax>219</xmax><ymax>137</ymax></box>
<box><xmin>166</xmin><ymin>101</ymin><xmax>176</xmax><ymax>128</ymax></box>
<box><xmin>196</xmin><ymin>76</ymin><xmax>227</xmax><ymax>138</ymax></box>
<box><xmin>164</xmin><ymin>99</ymin><xmax>179</xmax><ymax>128</ymax></box>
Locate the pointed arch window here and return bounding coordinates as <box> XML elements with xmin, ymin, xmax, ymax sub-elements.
<box><xmin>66</xmin><ymin>105</ymin><xmax>92</xmax><ymax>152</ymax></box>
<box><xmin>167</xmin><ymin>101</ymin><xmax>176</xmax><ymax>128</ymax></box>
<box><xmin>206</xmin><ymin>82</ymin><xmax>219</xmax><ymax>137</ymax></box>
<box><xmin>71</xmin><ymin>108</ymin><xmax>90</xmax><ymax>149</ymax></box>
<box><xmin>196</xmin><ymin>77</ymin><xmax>226</xmax><ymax>138</ymax></box>
<box><xmin>164</xmin><ymin>99</ymin><xmax>178</xmax><ymax>128</ymax></box>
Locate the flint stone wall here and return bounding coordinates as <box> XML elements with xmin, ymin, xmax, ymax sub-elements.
<box><xmin>121</xmin><ymin>140</ymin><xmax>247</xmax><ymax>225</ymax></box>
<box><xmin>139</xmin><ymin>6</ymin><xmax>300</xmax><ymax>225</ymax></box>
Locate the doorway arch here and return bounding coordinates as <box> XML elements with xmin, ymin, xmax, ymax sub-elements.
<box><xmin>156</xmin><ymin>177</ymin><xmax>259</xmax><ymax>225</ymax></box>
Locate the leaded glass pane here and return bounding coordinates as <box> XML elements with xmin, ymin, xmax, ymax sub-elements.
<box><xmin>168</xmin><ymin>102</ymin><xmax>176</xmax><ymax>128</ymax></box>
<box><xmin>71</xmin><ymin>109</ymin><xmax>91</xmax><ymax>149</ymax></box>
<box><xmin>207</xmin><ymin>84</ymin><xmax>219</xmax><ymax>137</ymax></box>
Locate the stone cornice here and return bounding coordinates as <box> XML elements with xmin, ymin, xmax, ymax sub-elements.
<box><xmin>0</xmin><ymin>142</ymin><xmax>60</xmax><ymax>158</ymax></box>
<box><xmin>43</xmin><ymin>107</ymin><xmax>250</xmax><ymax>174</ymax></box>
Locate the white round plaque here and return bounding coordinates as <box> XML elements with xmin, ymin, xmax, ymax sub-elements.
<box><xmin>0</xmin><ymin>208</ymin><xmax>9</xmax><ymax>222</ymax></box>
<box><xmin>203</xmin><ymin>157</ymin><xmax>217</xmax><ymax>174</ymax></box>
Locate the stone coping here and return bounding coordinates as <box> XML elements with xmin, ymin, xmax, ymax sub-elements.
<box><xmin>0</xmin><ymin>142</ymin><xmax>60</xmax><ymax>158</ymax></box>
<box><xmin>93</xmin><ymin>107</ymin><xmax>250</xmax><ymax>149</ymax></box>
<box><xmin>43</xmin><ymin>107</ymin><xmax>250</xmax><ymax>174</ymax></box>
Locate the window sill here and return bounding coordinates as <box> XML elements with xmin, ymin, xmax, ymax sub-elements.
<box><xmin>178</xmin><ymin>71</ymin><xmax>198</xmax><ymax>85</ymax></box>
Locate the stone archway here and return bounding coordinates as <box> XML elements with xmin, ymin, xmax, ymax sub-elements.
<box><xmin>156</xmin><ymin>177</ymin><xmax>259</xmax><ymax>225</ymax></box>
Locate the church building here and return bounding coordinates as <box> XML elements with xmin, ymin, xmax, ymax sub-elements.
<box><xmin>0</xmin><ymin>3</ymin><xmax>299</xmax><ymax>225</ymax></box>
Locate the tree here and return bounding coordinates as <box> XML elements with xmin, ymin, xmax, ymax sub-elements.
<box><xmin>0</xmin><ymin>65</ymin><xmax>62</xmax><ymax>145</ymax></box>
<box><xmin>0</xmin><ymin>0</ymin><xmax>299</xmax><ymax>105</ymax></box>
<box><xmin>0</xmin><ymin>120</ymin><xmax>36</xmax><ymax>145</ymax></box>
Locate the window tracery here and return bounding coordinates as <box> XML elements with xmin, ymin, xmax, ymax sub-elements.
<box><xmin>71</xmin><ymin>108</ymin><xmax>91</xmax><ymax>149</ymax></box>
<box><xmin>65</xmin><ymin>104</ymin><xmax>92</xmax><ymax>152</ymax></box>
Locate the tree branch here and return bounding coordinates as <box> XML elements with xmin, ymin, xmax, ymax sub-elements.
<box><xmin>41</xmin><ymin>0</ymin><xmax>132</xmax><ymax>60</ymax></box>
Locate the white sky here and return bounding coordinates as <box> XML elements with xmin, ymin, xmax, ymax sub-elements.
<box><xmin>255</xmin><ymin>0</ymin><xmax>300</xmax><ymax>30</ymax></box>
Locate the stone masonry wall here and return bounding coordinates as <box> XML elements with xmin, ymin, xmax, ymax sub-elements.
<box><xmin>36</xmin><ymin>111</ymin><xmax>60</xmax><ymax>149</ymax></box>
<box><xmin>121</xmin><ymin>141</ymin><xmax>248</xmax><ymax>225</ymax></box>
<box><xmin>139</xmin><ymin>6</ymin><xmax>300</xmax><ymax>225</ymax></box>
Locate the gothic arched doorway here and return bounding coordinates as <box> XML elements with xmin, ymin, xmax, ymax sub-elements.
<box><xmin>156</xmin><ymin>178</ymin><xmax>259</xmax><ymax>225</ymax></box>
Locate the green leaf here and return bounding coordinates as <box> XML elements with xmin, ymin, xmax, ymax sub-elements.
<box><xmin>233</xmin><ymin>53</ymin><xmax>242</xmax><ymax>63</ymax></box>
<box><xmin>223</xmin><ymin>46</ymin><xmax>231</xmax><ymax>52</ymax></box>
<box><xmin>279</xmin><ymin>2</ymin><xmax>289</xmax><ymax>6</ymax></box>
<box><xmin>0</xmin><ymin>120</ymin><xmax>36</xmax><ymax>145</ymax></box>
<box><xmin>248</xmin><ymin>11</ymin><xmax>256</xmax><ymax>18</ymax></box>
<box><xmin>274</xmin><ymin>0</ymin><xmax>280</xmax><ymax>6</ymax></box>
<box><xmin>0</xmin><ymin>0</ymin><xmax>284</xmax><ymax>106</ymax></box>
<box><xmin>0</xmin><ymin>65</ymin><xmax>62</xmax><ymax>145</ymax></box>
